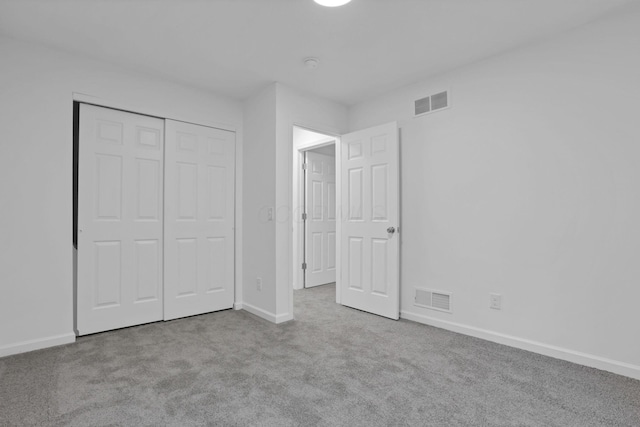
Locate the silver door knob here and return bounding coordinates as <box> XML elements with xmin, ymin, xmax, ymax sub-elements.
<box><xmin>387</xmin><ymin>226</ymin><xmax>396</xmax><ymax>234</ymax></box>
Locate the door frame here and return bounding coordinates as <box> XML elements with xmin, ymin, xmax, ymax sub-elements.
<box><xmin>291</xmin><ymin>124</ymin><xmax>341</xmax><ymax>304</ymax></box>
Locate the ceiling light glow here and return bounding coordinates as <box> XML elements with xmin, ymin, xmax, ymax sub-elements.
<box><xmin>314</xmin><ymin>0</ymin><xmax>352</xmax><ymax>7</ymax></box>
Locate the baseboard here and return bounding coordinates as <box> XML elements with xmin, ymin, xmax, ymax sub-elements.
<box><xmin>233</xmin><ymin>302</ymin><xmax>243</xmax><ymax>310</ymax></box>
<box><xmin>400</xmin><ymin>310</ymin><xmax>640</xmax><ymax>381</ymax></box>
<box><xmin>0</xmin><ymin>332</ymin><xmax>76</xmax><ymax>358</ymax></box>
<box><xmin>242</xmin><ymin>302</ymin><xmax>278</xmax><ymax>323</ymax></box>
<box><xmin>242</xmin><ymin>303</ymin><xmax>294</xmax><ymax>324</ymax></box>
<box><xmin>275</xmin><ymin>312</ymin><xmax>294</xmax><ymax>324</ymax></box>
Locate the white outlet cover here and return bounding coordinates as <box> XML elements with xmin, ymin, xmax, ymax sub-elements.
<box><xmin>490</xmin><ymin>293</ymin><xmax>502</xmax><ymax>310</ymax></box>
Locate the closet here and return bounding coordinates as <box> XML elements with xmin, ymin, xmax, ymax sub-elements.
<box><xmin>76</xmin><ymin>104</ymin><xmax>235</xmax><ymax>335</ymax></box>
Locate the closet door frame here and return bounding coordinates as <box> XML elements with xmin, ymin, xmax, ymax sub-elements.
<box><xmin>73</xmin><ymin>93</ymin><xmax>240</xmax><ymax>334</ymax></box>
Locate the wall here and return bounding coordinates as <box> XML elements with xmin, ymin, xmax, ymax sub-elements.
<box><xmin>240</xmin><ymin>83</ymin><xmax>347</xmax><ymax>322</ymax></box>
<box><xmin>241</xmin><ymin>85</ymin><xmax>277</xmax><ymax>319</ymax></box>
<box><xmin>0</xmin><ymin>36</ymin><xmax>243</xmax><ymax>356</ymax></box>
<box><xmin>275</xmin><ymin>84</ymin><xmax>348</xmax><ymax>321</ymax></box>
<box><xmin>348</xmin><ymin>4</ymin><xmax>640</xmax><ymax>379</ymax></box>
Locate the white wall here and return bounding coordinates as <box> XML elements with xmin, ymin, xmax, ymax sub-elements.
<box><xmin>349</xmin><ymin>4</ymin><xmax>640</xmax><ymax>380</ymax></box>
<box><xmin>0</xmin><ymin>36</ymin><xmax>243</xmax><ymax>356</ymax></box>
<box><xmin>242</xmin><ymin>84</ymin><xmax>277</xmax><ymax>319</ymax></box>
<box><xmin>240</xmin><ymin>83</ymin><xmax>347</xmax><ymax>322</ymax></box>
<box><xmin>275</xmin><ymin>84</ymin><xmax>348</xmax><ymax>320</ymax></box>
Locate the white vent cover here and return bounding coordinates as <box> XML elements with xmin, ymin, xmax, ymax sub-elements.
<box><xmin>414</xmin><ymin>90</ymin><xmax>449</xmax><ymax>117</ymax></box>
<box><xmin>414</xmin><ymin>96</ymin><xmax>431</xmax><ymax>116</ymax></box>
<box><xmin>414</xmin><ymin>288</ymin><xmax>452</xmax><ymax>313</ymax></box>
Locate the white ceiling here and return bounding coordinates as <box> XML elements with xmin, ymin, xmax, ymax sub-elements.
<box><xmin>0</xmin><ymin>0</ymin><xmax>633</xmax><ymax>105</ymax></box>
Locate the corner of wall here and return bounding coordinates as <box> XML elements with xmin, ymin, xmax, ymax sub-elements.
<box><xmin>241</xmin><ymin>83</ymin><xmax>278</xmax><ymax>318</ymax></box>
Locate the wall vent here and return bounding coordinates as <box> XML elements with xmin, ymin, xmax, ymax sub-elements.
<box><xmin>414</xmin><ymin>96</ymin><xmax>431</xmax><ymax>116</ymax></box>
<box><xmin>414</xmin><ymin>90</ymin><xmax>450</xmax><ymax>117</ymax></box>
<box><xmin>414</xmin><ymin>288</ymin><xmax>452</xmax><ymax>313</ymax></box>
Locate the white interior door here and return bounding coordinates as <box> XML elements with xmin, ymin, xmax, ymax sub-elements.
<box><xmin>77</xmin><ymin>104</ymin><xmax>164</xmax><ymax>335</ymax></box>
<box><xmin>305</xmin><ymin>151</ymin><xmax>336</xmax><ymax>287</ymax></box>
<box><xmin>164</xmin><ymin>120</ymin><xmax>235</xmax><ymax>321</ymax></box>
<box><xmin>340</xmin><ymin>122</ymin><xmax>399</xmax><ymax>320</ymax></box>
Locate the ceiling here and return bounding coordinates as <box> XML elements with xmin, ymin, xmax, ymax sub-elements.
<box><xmin>0</xmin><ymin>0</ymin><xmax>634</xmax><ymax>105</ymax></box>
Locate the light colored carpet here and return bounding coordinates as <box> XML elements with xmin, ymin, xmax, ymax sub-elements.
<box><xmin>1</xmin><ymin>284</ymin><xmax>639</xmax><ymax>426</ymax></box>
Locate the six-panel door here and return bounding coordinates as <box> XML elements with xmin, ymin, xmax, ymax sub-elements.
<box><xmin>340</xmin><ymin>122</ymin><xmax>400</xmax><ymax>320</ymax></box>
<box><xmin>77</xmin><ymin>104</ymin><xmax>165</xmax><ymax>335</ymax></box>
<box><xmin>305</xmin><ymin>151</ymin><xmax>337</xmax><ymax>287</ymax></box>
<box><xmin>163</xmin><ymin>120</ymin><xmax>235</xmax><ymax>320</ymax></box>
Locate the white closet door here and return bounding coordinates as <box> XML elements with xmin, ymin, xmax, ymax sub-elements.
<box><xmin>305</xmin><ymin>151</ymin><xmax>336</xmax><ymax>287</ymax></box>
<box><xmin>164</xmin><ymin>120</ymin><xmax>235</xmax><ymax>321</ymax></box>
<box><xmin>77</xmin><ymin>104</ymin><xmax>164</xmax><ymax>335</ymax></box>
<box><xmin>340</xmin><ymin>122</ymin><xmax>400</xmax><ymax>320</ymax></box>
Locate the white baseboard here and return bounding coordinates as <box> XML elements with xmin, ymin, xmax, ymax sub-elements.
<box><xmin>0</xmin><ymin>332</ymin><xmax>76</xmax><ymax>358</ymax></box>
<box><xmin>275</xmin><ymin>312</ymin><xmax>294</xmax><ymax>324</ymax></box>
<box><xmin>242</xmin><ymin>302</ymin><xmax>278</xmax><ymax>323</ymax></box>
<box><xmin>400</xmin><ymin>310</ymin><xmax>640</xmax><ymax>381</ymax></box>
<box><xmin>242</xmin><ymin>303</ymin><xmax>294</xmax><ymax>324</ymax></box>
<box><xmin>233</xmin><ymin>302</ymin><xmax>243</xmax><ymax>310</ymax></box>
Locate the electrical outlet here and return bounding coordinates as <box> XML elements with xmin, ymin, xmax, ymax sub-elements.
<box><xmin>256</xmin><ymin>277</ymin><xmax>263</xmax><ymax>291</ymax></box>
<box><xmin>490</xmin><ymin>293</ymin><xmax>502</xmax><ymax>310</ymax></box>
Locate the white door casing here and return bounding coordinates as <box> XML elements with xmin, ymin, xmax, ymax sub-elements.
<box><xmin>340</xmin><ymin>122</ymin><xmax>400</xmax><ymax>320</ymax></box>
<box><xmin>305</xmin><ymin>151</ymin><xmax>336</xmax><ymax>287</ymax></box>
<box><xmin>77</xmin><ymin>104</ymin><xmax>165</xmax><ymax>335</ymax></box>
<box><xmin>164</xmin><ymin>120</ymin><xmax>235</xmax><ymax>320</ymax></box>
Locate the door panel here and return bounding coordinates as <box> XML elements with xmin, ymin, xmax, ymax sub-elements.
<box><xmin>305</xmin><ymin>151</ymin><xmax>337</xmax><ymax>287</ymax></box>
<box><xmin>78</xmin><ymin>104</ymin><xmax>164</xmax><ymax>335</ymax></box>
<box><xmin>206</xmin><ymin>237</ymin><xmax>226</xmax><ymax>292</ymax></box>
<box><xmin>136</xmin><ymin>159</ymin><xmax>161</xmax><ymax>220</ymax></box>
<box><xmin>177</xmin><ymin>162</ymin><xmax>198</xmax><ymax>220</ymax></box>
<box><xmin>95</xmin><ymin>154</ymin><xmax>122</xmax><ymax>220</ymax></box>
<box><xmin>208</xmin><ymin>167</ymin><xmax>226</xmax><ymax>220</ymax></box>
<box><xmin>176</xmin><ymin>238</ymin><xmax>198</xmax><ymax>296</ymax></box>
<box><xmin>164</xmin><ymin>120</ymin><xmax>235</xmax><ymax>320</ymax></box>
<box><xmin>94</xmin><ymin>241</ymin><xmax>121</xmax><ymax>307</ymax></box>
<box><xmin>348</xmin><ymin>237</ymin><xmax>363</xmax><ymax>290</ymax></box>
<box><xmin>134</xmin><ymin>239</ymin><xmax>160</xmax><ymax>301</ymax></box>
<box><xmin>340</xmin><ymin>122</ymin><xmax>399</xmax><ymax>319</ymax></box>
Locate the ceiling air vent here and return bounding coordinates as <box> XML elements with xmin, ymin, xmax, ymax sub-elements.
<box><xmin>414</xmin><ymin>287</ymin><xmax>452</xmax><ymax>313</ymax></box>
<box><xmin>414</xmin><ymin>90</ymin><xmax>450</xmax><ymax>117</ymax></box>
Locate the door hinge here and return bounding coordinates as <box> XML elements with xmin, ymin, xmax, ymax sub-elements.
<box><xmin>302</xmin><ymin>163</ymin><xmax>308</xmax><ymax>170</ymax></box>
<box><xmin>302</xmin><ymin>213</ymin><xmax>307</xmax><ymax>221</ymax></box>
<box><xmin>302</xmin><ymin>262</ymin><xmax>307</xmax><ymax>270</ymax></box>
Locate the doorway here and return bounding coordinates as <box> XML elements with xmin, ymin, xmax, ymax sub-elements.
<box><xmin>291</xmin><ymin>122</ymin><xmax>401</xmax><ymax>319</ymax></box>
<box><xmin>303</xmin><ymin>145</ymin><xmax>336</xmax><ymax>288</ymax></box>
<box><xmin>292</xmin><ymin>126</ymin><xmax>339</xmax><ymax>295</ymax></box>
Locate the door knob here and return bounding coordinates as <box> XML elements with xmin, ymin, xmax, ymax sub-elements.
<box><xmin>387</xmin><ymin>226</ymin><xmax>396</xmax><ymax>234</ymax></box>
